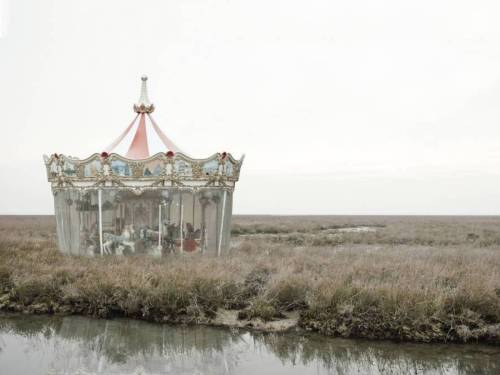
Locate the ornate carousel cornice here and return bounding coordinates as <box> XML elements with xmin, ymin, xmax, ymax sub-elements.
<box><xmin>44</xmin><ymin>151</ymin><xmax>244</xmax><ymax>194</ymax></box>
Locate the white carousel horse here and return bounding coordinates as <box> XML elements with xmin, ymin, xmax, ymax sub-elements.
<box><xmin>102</xmin><ymin>225</ymin><xmax>136</xmax><ymax>255</ymax></box>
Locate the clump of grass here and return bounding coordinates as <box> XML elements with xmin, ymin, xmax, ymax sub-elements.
<box><xmin>266</xmin><ymin>277</ymin><xmax>309</xmax><ymax>311</ymax></box>
<box><xmin>238</xmin><ymin>297</ymin><xmax>283</xmax><ymax>321</ymax></box>
<box><xmin>0</xmin><ymin>266</ymin><xmax>12</xmax><ymax>291</ymax></box>
<box><xmin>243</xmin><ymin>267</ymin><xmax>271</xmax><ymax>296</ymax></box>
<box><xmin>11</xmin><ymin>278</ymin><xmax>60</xmax><ymax>306</ymax></box>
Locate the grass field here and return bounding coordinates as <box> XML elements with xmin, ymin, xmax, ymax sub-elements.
<box><xmin>0</xmin><ymin>215</ymin><xmax>499</xmax><ymax>344</ymax></box>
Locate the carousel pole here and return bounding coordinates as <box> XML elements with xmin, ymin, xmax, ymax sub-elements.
<box><xmin>200</xmin><ymin>196</ymin><xmax>207</xmax><ymax>254</ymax></box>
<box><xmin>98</xmin><ymin>189</ymin><xmax>103</xmax><ymax>256</ymax></box>
<box><xmin>180</xmin><ymin>194</ymin><xmax>184</xmax><ymax>253</ymax></box>
<box><xmin>217</xmin><ymin>189</ymin><xmax>227</xmax><ymax>257</ymax></box>
<box><xmin>192</xmin><ymin>192</ymin><xmax>195</xmax><ymax>228</ymax></box>
<box><xmin>158</xmin><ymin>203</ymin><xmax>162</xmax><ymax>248</ymax></box>
<box><xmin>60</xmin><ymin>200</ymin><xmax>65</xmax><ymax>252</ymax></box>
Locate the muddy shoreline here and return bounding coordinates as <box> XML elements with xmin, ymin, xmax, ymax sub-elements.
<box><xmin>0</xmin><ymin>296</ymin><xmax>301</xmax><ymax>334</ymax></box>
<box><xmin>1</xmin><ymin>294</ymin><xmax>499</xmax><ymax>345</ymax></box>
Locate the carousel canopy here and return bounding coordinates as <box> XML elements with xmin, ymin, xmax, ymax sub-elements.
<box><xmin>44</xmin><ymin>76</ymin><xmax>244</xmax><ymax>190</ymax></box>
<box><xmin>104</xmin><ymin>76</ymin><xmax>183</xmax><ymax>159</ymax></box>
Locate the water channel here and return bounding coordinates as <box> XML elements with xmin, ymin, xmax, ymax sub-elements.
<box><xmin>0</xmin><ymin>314</ymin><xmax>498</xmax><ymax>374</ymax></box>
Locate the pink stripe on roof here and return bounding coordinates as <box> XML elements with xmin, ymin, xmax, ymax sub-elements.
<box><xmin>126</xmin><ymin>114</ymin><xmax>150</xmax><ymax>159</ymax></box>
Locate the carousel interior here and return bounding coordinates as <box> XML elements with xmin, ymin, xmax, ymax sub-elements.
<box><xmin>54</xmin><ymin>187</ymin><xmax>232</xmax><ymax>256</ymax></box>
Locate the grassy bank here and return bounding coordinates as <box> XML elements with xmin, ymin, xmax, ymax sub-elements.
<box><xmin>0</xmin><ymin>215</ymin><xmax>499</xmax><ymax>344</ymax></box>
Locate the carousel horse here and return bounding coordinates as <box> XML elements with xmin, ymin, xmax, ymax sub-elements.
<box><xmin>102</xmin><ymin>225</ymin><xmax>135</xmax><ymax>255</ymax></box>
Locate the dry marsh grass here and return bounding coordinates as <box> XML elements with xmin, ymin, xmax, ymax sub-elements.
<box><xmin>0</xmin><ymin>215</ymin><xmax>499</xmax><ymax>344</ymax></box>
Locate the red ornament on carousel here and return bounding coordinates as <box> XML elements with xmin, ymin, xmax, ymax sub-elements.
<box><xmin>100</xmin><ymin>151</ymin><xmax>109</xmax><ymax>158</ymax></box>
<box><xmin>166</xmin><ymin>150</ymin><xmax>175</xmax><ymax>158</ymax></box>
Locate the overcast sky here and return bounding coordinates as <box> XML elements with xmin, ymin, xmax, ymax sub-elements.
<box><xmin>1</xmin><ymin>0</ymin><xmax>500</xmax><ymax>215</ymax></box>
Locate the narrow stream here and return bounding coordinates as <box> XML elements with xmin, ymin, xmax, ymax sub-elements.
<box><xmin>0</xmin><ymin>314</ymin><xmax>498</xmax><ymax>374</ymax></box>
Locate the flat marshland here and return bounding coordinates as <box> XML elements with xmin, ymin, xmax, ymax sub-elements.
<box><xmin>0</xmin><ymin>215</ymin><xmax>499</xmax><ymax>344</ymax></box>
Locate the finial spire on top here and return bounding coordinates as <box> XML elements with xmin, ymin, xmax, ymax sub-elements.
<box><xmin>133</xmin><ymin>75</ymin><xmax>155</xmax><ymax>114</ymax></box>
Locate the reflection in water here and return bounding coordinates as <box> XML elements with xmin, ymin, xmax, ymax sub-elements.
<box><xmin>0</xmin><ymin>315</ymin><xmax>499</xmax><ymax>375</ymax></box>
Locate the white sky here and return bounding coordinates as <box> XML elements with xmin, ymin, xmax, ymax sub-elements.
<box><xmin>1</xmin><ymin>0</ymin><xmax>500</xmax><ymax>215</ymax></box>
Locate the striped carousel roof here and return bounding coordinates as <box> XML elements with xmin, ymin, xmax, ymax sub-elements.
<box><xmin>104</xmin><ymin>76</ymin><xmax>183</xmax><ymax>159</ymax></box>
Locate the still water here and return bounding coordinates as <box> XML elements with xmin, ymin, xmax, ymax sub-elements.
<box><xmin>0</xmin><ymin>314</ymin><xmax>498</xmax><ymax>375</ymax></box>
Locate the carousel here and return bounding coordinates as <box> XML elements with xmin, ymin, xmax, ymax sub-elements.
<box><xmin>44</xmin><ymin>76</ymin><xmax>243</xmax><ymax>257</ymax></box>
